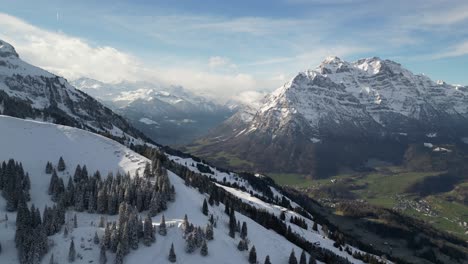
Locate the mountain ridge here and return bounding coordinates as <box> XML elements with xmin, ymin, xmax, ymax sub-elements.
<box><xmin>0</xmin><ymin>39</ymin><xmax>151</xmax><ymax>146</ymax></box>
<box><xmin>185</xmin><ymin>56</ymin><xmax>468</xmax><ymax>176</ymax></box>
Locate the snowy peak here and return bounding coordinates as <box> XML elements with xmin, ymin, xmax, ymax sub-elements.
<box><xmin>0</xmin><ymin>40</ymin><xmax>18</xmax><ymax>58</ymax></box>
<box><xmin>196</xmin><ymin>55</ymin><xmax>468</xmax><ymax>174</ymax></box>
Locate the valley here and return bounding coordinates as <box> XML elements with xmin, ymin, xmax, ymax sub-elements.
<box><xmin>268</xmin><ymin>165</ymin><xmax>468</xmax><ymax>240</ymax></box>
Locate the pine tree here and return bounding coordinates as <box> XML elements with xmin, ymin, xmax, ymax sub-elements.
<box><xmin>280</xmin><ymin>211</ymin><xmax>286</xmax><ymax>221</ymax></box>
<box><xmin>100</xmin><ymin>245</ymin><xmax>107</xmax><ymax>264</ymax></box>
<box><xmin>94</xmin><ymin>231</ymin><xmax>100</xmax><ymax>244</ymax></box>
<box><xmin>128</xmin><ymin>212</ymin><xmax>139</xmax><ymax>250</ymax></box>
<box><xmin>289</xmin><ymin>249</ymin><xmax>297</xmax><ymax>264</ymax></box>
<box><xmin>64</xmin><ymin>226</ymin><xmax>69</xmax><ymax>237</ymax></box>
<box><xmin>115</xmin><ymin>242</ymin><xmax>124</xmax><ymax>264</ymax></box>
<box><xmin>300</xmin><ymin>251</ymin><xmax>307</xmax><ymax>264</ymax></box>
<box><xmin>264</xmin><ymin>255</ymin><xmax>271</xmax><ymax>264</ymax></box>
<box><xmin>49</xmin><ymin>253</ymin><xmax>55</xmax><ymax>264</ymax></box>
<box><xmin>68</xmin><ymin>240</ymin><xmax>76</xmax><ymax>262</ymax></box>
<box><xmin>48</xmin><ymin>170</ymin><xmax>59</xmax><ymax>195</ymax></box>
<box><xmin>185</xmin><ymin>233</ymin><xmax>196</xmax><ymax>253</ymax></box>
<box><xmin>201</xmin><ymin>239</ymin><xmax>208</xmax><ymax>256</ymax></box>
<box><xmin>45</xmin><ymin>162</ymin><xmax>53</xmax><ymax>174</ymax></box>
<box><xmin>308</xmin><ymin>255</ymin><xmax>317</xmax><ymax>264</ymax></box>
<box><xmin>73</xmin><ymin>214</ymin><xmax>77</xmax><ymax>228</ymax></box>
<box><xmin>159</xmin><ymin>214</ymin><xmax>167</xmax><ymax>236</ymax></box>
<box><xmin>312</xmin><ymin>222</ymin><xmax>318</xmax><ymax>231</ymax></box>
<box><xmin>249</xmin><ymin>245</ymin><xmax>257</xmax><ymax>264</ymax></box>
<box><xmin>58</xmin><ymin>157</ymin><xmax>66</xmax><ymax>172</ymax></box>
<box><xmin>202</xmin><ymin>198</ymin><xmax>208</xmax><ymax>215</ymax></box>
<box><xmin>121</xmin><ymin>224</ymin><xmax>130</xmax><ymax>255</ymax></box>
<box><xmin>205</xmin><ymin>223</ymin><xmax>214</xmax><ymax>240</ymax></box>
<box><xmin>168</xmin><ymin>243</ymin><xmax>176</xmax><ymax>263</ymax></box>
<box><xmin>103</xmin><ymin>225</ymin><xmax>111</xmax><ymax>249</ymax></box>
<box><xmin>143</xmin><ymin>214</ymin><xmax>154</xmax><ymax>246</ymax></box>
<box><xmin>229</xmin><ymin>208</ymin><xmax>236</xmax><ymax>238</ymax></box>
<box><xmin>241</xmin><ymin>221</ymin><xmax>248</xmax><ymax>239</ymax></box>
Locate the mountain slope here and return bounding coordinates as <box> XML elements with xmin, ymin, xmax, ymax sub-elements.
<box><xmin>71</xmin><ymin>78</ymin><xmax>234</xmax><ymax>145</ymax></box>
<box><xmin>186</xmin><ymin>57</ymin><xmax>468</xmax><ymax>176</ymax></box>
<box><xmin>0</xmin><ymin>115</ymin><xmax>390</xmax><ymax>264</ymax></box>
<box><xmin>0</xmin><ymin>40</ymin><xmax>149</xmax><ymax>146</ymax></box>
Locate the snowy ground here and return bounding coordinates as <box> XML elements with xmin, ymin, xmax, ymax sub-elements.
<box><xmin>0</xmin><ymin>116</ymin><xmax>384</xmax><ymax>264</ymax></box>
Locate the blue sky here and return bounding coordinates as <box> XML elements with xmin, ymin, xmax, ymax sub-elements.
<box><xmin>0</xmin><ymin>0</ymin><xmax>467</xmax><ymax>102</ymax></box>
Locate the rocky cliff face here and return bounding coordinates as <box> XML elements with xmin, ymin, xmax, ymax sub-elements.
<box><xmin>187</xmin><ymin>56</ymin><xmax>468</xmax><ymax>176</ymax></box>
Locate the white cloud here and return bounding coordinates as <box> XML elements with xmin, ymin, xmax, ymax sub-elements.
<box><xmin>0</xmin><ymin>13</ymin><xmax>269</xmax><ymax>103</ymax></box>
<box><xmin>0</xmin><ymin>13</ymin><xmax>142</xmax><ymax>83</ymax></box>
<box><xmin>432</xmin><ymin>40</ymin><xmax>468</xmax><ymax>59</ymax></box>
<box><xmin>208</xmin><ymin>56</ymin><xmax>237</xmax><ymax>70</ymax></box>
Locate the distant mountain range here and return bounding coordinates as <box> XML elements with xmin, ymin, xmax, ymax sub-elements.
<box><xmin>71</xmin><ymin>78</ymin><xmax>235</xmax><ymax>145</ymax></box>
<box><xmin>185</xmin><ymin>56</ymin><xmax>468</xmax><ymax>177</ymax></box>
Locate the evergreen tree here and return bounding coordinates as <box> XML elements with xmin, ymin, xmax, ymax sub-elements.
<box><xmin>205</xmin><ymin>223</ymin><xmax>214</xmax><ymax>240</ymax></box>
<box><xmin>48</xmin><ymin>170</ymin><xmax>59</xmax><ymax>195</ymax></box>
<box><xmin>241</xmin><ymin>221</ymin><xmax>248</xmax><ymax>239</ymax></box>
<box><xmin>289</xmin><ymin>249</ymin><xmax>297</xmax><ymax>264</ymax></box>
<box><xmin>312</xmin><ymin>222</ymin><xmax>318</xmax><ymax>232</ymax></box>
<box><xmin>280</xmin><ymin>211</ymin><xmax>286</xmax><ymax>221</ymax></box>
<box><xmin>103</xmin><ymin>225</ymin><xmax>111</xmax><ymax>249</ymax></box>
<box><xmin>49</xmin><ymin>253</ymin><xmax>55</xmax><ymax>264</ymax></box>
<box><xmin>159</xmin><ymin>214</ymin><xmax>167</xmax><ymax>236</ymax></box>
<box><xmin>300</xmin><ymin>251</ymin><xmax>307</xmax><ymax>264</ymax></box>
<box><xmin>168</xmin><ymin>243</ymin><xmax>176</xmax><ymax>263</ymax></box>
<box><xmin>201</xmin><ymin>239</ymin><xmax>208</xmax><ymax>256</ymax></box>
<box><xmin>229</xmin><ymin>208</ymin><xmax>236</xmax><ymax>238</ymax></box>
<box><xmin>308</xmin><ymin>255</ymin><xmax>317</xmax><ymax>264</ymax></box>
<box><xmin>73</xmin><ymin>214</ymin><xmax>77</xmax><ymax>228</ymax></box>
<box><xmin>64</xmin><ymin>226</ymin><xmax>69</xmax><ymax>238</ymax></box>
<box><xmin>45</xmin><ymin>162</ymin><xmax>53</xmax><ymax>174</ymax></box>
<box><xmin>94</xmin><ymin>231</ymin><xmax>100</xmax><ymax>244</ymax></box>
<box><xmin>202</xmin><ymin>198</ymin><xmax>208</xmax><ymax>215</ymax></box>
<box><xmin>143</xmin><ymin>214</ymin><xmax>154</xmax><ymax>246</ymax></box>
<box><xmin>99</xmin><ymin>245</ymin><xmax>107</xmax><ymax>264</ymax></box>
<box><xmin>264</xmin><ymin>255</ymin><xmax>271</xmax><ymax>264</ymax></box>
<box><xmin>58</xmin><ymin>157</ymin><xmax>66</xmax><ymax>172</ymax></box>
<box><xmin>115</xmin><ymin>242</ymin><xmax>124</xmax><ymax>264</ymax></box>
<box><xmin>185</xmin><ymin>233</ymin><xmax>196</xmax><ymax>253</ymax></box>
<box><xmin>237</xmin><ymin>239</ymin><xmax>247</xmax><ymax>251</ymax></box>
<box><xmin>68</xmin><ymin>240</ymin><xmax>76</xmax><ymax>263</ymax></box>
<box><xmin>121</xmin><ymin>224</ymin><xmax>130</xmax><ymax>255</ymax></box>
<box><xmin>249</xmin><ymin>245</ymin><xmax>257</xmax><ymax>264</ymax></box>
<box><xmin>128</xmin><ymin>212</ymin><xmax>139</xmax><ymax>250</ymax></box>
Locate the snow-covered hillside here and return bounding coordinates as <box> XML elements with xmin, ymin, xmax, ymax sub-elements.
<box><xmin>0</xmin><ymin>115</ymin><xmax>387</xmax><ymax>264</ymax></box>
<box><xmin>0</xmin><ymin>39</ymin><xmax>148</xmax><ymax>146</ymax></box>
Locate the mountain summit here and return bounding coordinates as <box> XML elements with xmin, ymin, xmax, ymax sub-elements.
<box><xmin>186</xmin><ymin>56</ymin><xmax>468</xmax><ymax>176</ymax></box>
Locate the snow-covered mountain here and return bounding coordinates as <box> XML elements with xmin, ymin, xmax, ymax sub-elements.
<box><xmin>0</xmin><ymin>40</ymin><xmax>149</xmax><ymax>146</ymax></box>
<box><xmin>72</xmin><ymin>78</ymin><xmax>234</xmax><ymax>145</ymax></box>
<box><xmin>0</xmin><ymin>115</ymin><xmax>390</xmax><ymax>264</ymax></box>
<box><xmin>186</xmin><ymin>56</ymin><xmax>468</xmax><ymax>176</ymax></box>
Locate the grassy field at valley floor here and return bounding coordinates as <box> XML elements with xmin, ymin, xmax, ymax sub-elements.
<box><xmin>267</xmin><ymin>167</ymin><xmax>468</xmax><ymax>239</ymax></box>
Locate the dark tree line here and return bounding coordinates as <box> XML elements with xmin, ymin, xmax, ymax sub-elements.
<box><xmin>0</xmin><ymin>159</ymin><xmax>31</xmax><ymax>211</ymax></box>
<box><xmin>48</xmin><ymin>161</ymin><xmax>174</xmax><ymax>216</ymax></box>
<box><xmin>131</xmin><ymin>147</ymin><xmax>382</xmax><ymax>264</ymax></box>
<box><xmin>101</xmin><ymin>202</ymin><xmax>157</xmax><ymax>264</ymax></box>
<box><xmin>15</xmin><ymin>200</ymin><xmax>64</xmax><ymax>264</ymax></box>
